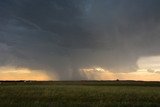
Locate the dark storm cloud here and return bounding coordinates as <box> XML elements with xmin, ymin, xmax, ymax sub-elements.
<box><xmin>0</xmin><ymin>0</ymin><xmax>160</xmax><ymax>79</ymax></box>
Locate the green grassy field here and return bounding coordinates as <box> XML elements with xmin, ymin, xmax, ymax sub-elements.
<box><xmin>0</xmin><ymin>81</ymin><xmax>160</xmax><ymax>107</ymax></box>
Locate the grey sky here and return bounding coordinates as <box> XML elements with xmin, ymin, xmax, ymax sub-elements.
<box><xmin>0</xmin><ymin>0</ymin><xmax>160</xmax><ymax>79</ymax></box>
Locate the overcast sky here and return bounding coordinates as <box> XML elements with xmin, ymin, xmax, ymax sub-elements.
<box><xmin>0</xmin><ymin>0</ymin><xmax>160</xmax><ymax>80</ymax></box>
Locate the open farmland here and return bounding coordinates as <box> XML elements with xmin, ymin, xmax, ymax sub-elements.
<box><xmin>0</xmin><ymin>81</ymin><xmax>160</xmax><ymax>107</ymax></box>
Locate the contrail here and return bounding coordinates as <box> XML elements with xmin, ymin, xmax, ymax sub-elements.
<box><xmin>13</xmin><ymin>16</ymin><xmax>42</xmax><ymax>30</ymax></box>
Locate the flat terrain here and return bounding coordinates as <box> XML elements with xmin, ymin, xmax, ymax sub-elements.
<box><xmin>0</xmin><ymin>81</ymin><xmax>160</xmax><ymax>107</ymax></box>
